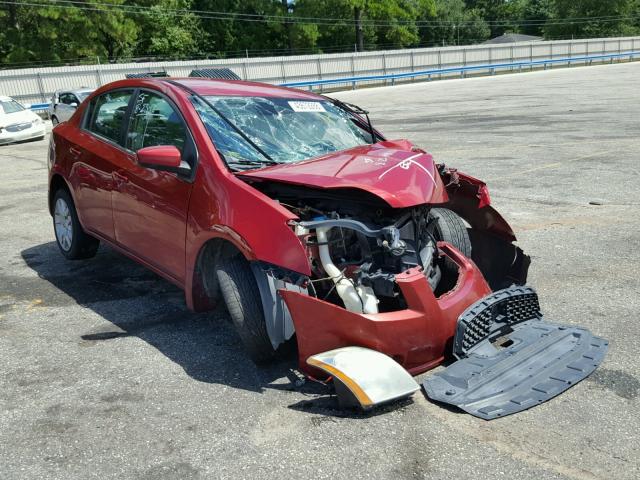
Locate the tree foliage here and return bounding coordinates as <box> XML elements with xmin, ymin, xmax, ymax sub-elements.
<box><xmin>0</xmin><ymin>0</ymin><xmax>639</xmax><ymax>65</ymax></box>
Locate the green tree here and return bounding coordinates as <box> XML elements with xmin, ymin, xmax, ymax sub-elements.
<box><xmin>0</xmin><ymin>0</ymin><xmax>137</xmax><ymax>64</ymax></box>
<box><xmin>193</xmin><ymin>0</ymin><xmax>291</xmax><ymax>57</ymax></box>
<box><xmin>518</xmin><ymin>0</ymin><xmax>553</xmax><ymax>36</ymax></box>
<box><xmin>293</xmin><ymin>0</ymin><xmax>375</xmax><ymax>53</ymax></box>
<box><xmin>294</xmin><ymin>0</ymin><xmax>426</xmax><ymax>52</ymax></box>
<box><xmin>132</xmin><ymin>0</ymin><xmax>202</xmax><ymax>58</ymax></box>
<box><xmin>544</xmin><ymin>0</ymin><xmax>640</xmax><ymax>39</ymax></box>
<box><xmin>419</xmin><ymin>0</ymin><xmax>490</xmax><ymax>46</ymax></box>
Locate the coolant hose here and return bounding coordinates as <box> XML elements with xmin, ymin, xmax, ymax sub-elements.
<box><xmin>316</xmin><ymin>227</ymin><xmax>378</xmax><ymax>314</ymax></box>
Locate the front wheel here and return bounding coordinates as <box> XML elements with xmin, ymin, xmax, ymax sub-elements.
<box><xmin>216</xmin><ymin>256</ymin><xmax>275</xmax><ymax>364</ymax></box>
<box><xmin>53</xmin><ymin>189</ymin><xmax>99</xmax><ymax>259</ymax></box>
<box><xmin>429</xmin><ymin>208</ymin><xmax>472</xmax><ymax>258</ymax></box>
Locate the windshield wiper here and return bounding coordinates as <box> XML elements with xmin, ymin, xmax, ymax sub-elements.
<box><xmin>165</xmin><ymin>80</ymin><xmax>277</xmax><ymax>165</ymax></box>
<box><xmin>217</xmin><ymin>152</ymin><xmax>276</xmax><ymax>171</ymax></box>
<box><xmin>228</xmin><ymin>158</ymin><xmax>275</xmax><ymax>167</ymax></box>
<box><xmin>323</xmin><ymin>95</ymin><xmax>379</xmax><ymax>143</ymax></box>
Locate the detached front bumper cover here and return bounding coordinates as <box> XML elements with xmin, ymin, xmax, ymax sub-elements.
<box><xmin>423</xmin><ymin>287</ymin><xmax>608</xmax><ymax>420</ymax></box>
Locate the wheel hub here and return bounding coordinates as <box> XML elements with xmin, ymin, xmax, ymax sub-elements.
<box><xmin>54</xmin><ymin>197</ymin><xmax>73</xmax><ymax>251</ymax></box>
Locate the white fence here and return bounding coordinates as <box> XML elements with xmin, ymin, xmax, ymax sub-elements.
<box><xmin>1</xmin><ymin>36</ymin><xmax>639</xmax><ymax>105</ymax></box>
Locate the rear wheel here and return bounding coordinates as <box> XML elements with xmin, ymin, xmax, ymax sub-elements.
<box><xmin>53</xmin><ymin>188</ymin><xmax>99</xmax><ymax>259</ymax></box>
<box><xmin>216</xmin><ymin>255</ymin><xmax>275</xmax><ymax>364</ymax></box>
<box><xmin>429</xmin><ymin>208</ymin><xmax>472</xmax><ymax>257</ymax></box>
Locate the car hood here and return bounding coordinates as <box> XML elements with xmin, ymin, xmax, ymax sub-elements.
<box><xmin>0</xmin><ymin>109</ymin><xmax>39</xmax><ymax>128</ymax></box>
<box><xmin>238</xmin><ymin>140</ymin><xmax>448</xmax><ymax>208</ymax></box>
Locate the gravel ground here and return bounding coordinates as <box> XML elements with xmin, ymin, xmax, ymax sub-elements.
<box><xmin>1</xmin><ymin>61</ymin><xmax>639</xmax><ymax>480</ymax></box>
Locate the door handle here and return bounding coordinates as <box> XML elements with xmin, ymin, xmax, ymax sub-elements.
<box><xmin>113</xmin><ymin>171</ymin><xmax>129</xmax><ymax>184</ymax></box>
<box><xmin>69</xmin><ymin>146</ymin><xmax>82</xmax><ymax>159</ymax></box>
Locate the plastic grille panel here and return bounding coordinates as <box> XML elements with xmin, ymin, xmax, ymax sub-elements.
<box><xmin>454</xmin><ymin>286</ymin><xmax>541</xmax><ymax>358</ymax></box>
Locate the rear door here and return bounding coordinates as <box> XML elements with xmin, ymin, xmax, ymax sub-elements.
<box><xmin>70</xmin><ymin>89</ymin><xmax>134</xmax><ymax>240</ymax></box>
<box><xmin>111</xmin><ymin>89</ymin><xmax>196</xmax><ymax>284</ymax></box>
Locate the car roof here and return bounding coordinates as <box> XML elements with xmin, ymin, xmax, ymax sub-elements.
<box><xmin>92</xmin><ymin>78</ymin><xmax>324</xmax><ymax>101</ymax></box>
<box><xmin>171</xmin><ymin>78</ymin><xmax>323</xmax><ymax>100</ymax></box>
<box><xmin>0</xmin><ymin>95</ymin><xmax>15</xmax><ymax>102</ymax></box>
<box><xmin>55</xmin><ymin>88</ymin><xmax>95</xmax><ymax>95</ymax></box>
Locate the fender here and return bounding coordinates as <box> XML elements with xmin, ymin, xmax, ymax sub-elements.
<box><xmin>48</xmin><ymin>169</ymin><xmax>71</xmax><ymax>213</ymax></box>
<box><xmin>184</xmin><ymin>151</ymin><xmax>311</xmax><ymax>311</ymax></box>
<box><xmin>186</xmin><ymin>225</ymin><xmax>256</xmax><ymax>311</ymax></box>
<box><xmin>443</xmin><ymin>169</ymin><xmax>516</xmax><ymax>242</ymax></box>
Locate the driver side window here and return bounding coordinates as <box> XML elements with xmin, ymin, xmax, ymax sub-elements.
<box><xmin>127</xmin><ymin>91</ymin><xmax>187</xmax><ymax>153</ymax></box>
<box><xmin>60</xmin><ymin>93</ymin><xmax>77</xmax><ymax>105</ymax></box>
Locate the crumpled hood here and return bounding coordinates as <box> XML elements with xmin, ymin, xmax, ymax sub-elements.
<box><xmin>239</xmin><ymin>140</ymin><xmax>448</xmax><ymax>208</ymax></box>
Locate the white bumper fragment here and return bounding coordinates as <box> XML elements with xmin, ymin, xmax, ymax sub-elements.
<box><xmin>307</xmin><ymin>346</ymin><xmax>419</xmax><ymax>409</ymax></box>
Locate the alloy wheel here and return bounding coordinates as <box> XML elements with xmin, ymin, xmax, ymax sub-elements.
<box><xmin>54</xmin><ymin>197</ymin><xmax>73</xmax><ymax>251</ymax></box>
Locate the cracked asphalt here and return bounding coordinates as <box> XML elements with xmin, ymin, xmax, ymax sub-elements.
<box><xmin>1</xmin><ymin>61</ymin><xmax>639</xmax><ymax>479</ymax></box>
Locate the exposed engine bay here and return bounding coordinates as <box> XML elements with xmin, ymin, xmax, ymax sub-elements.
<box><xmin>250</xmin><ymin>181</ymin><xmax>465</xmax><ymax>315</ymax></box>
<box><xmin>238</xmin><ymin>161</ymin><xmax>606</xmax><ymax>419</ymax></box>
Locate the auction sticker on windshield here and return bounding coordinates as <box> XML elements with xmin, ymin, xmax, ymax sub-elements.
<box><xmin>288</xmin><ymin>101</ymin><xmax>326</xmax><ymax>113</ymax></box>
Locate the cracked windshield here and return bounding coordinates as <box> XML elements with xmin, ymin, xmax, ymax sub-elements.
<box><xmin>192</xmin><ymin>96</ymin><xmax>372</xmax><ymax>167</ymax></box>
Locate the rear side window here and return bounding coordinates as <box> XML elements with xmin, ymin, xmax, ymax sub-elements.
<box><xmin>87</xmin><ymin>90</ymin><xmax>133</xmax><ymax>145</ymax></box>
<box><xmin>126</xmin><ymin>91</ymin><xmax>186</xmax><ymax>153</ymax></box>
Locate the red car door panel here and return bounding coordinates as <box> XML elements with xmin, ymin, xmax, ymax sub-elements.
<box><xmin>112</xmin><ymin>155</ymin><xmax>192</xmax><ymax>283</ymax></box>
<box><xmin>68</xmin><ymin>130</ymin><xmax>120</xmax><ymax>240</ymax></box>
<box><xmin>111</xmin><ymin>89</ymin><xmax>194</xmax><ymax>284</ymax></box>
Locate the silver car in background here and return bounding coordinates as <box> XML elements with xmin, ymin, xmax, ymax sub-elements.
<box><xmin>48</xmin><ymin>88</ymin><xmax>94</xmax><ymax>125</ymax></box>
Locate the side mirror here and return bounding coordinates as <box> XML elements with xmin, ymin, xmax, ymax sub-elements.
<box><xmin>70</xmin><ymin>102</ymin><xmax>78</xmax><ymax>108</ymax></box>
<box><xmin>137</xmin><ymin>145</ymin><xmax>191</xmax><ymax>176</ymax></box>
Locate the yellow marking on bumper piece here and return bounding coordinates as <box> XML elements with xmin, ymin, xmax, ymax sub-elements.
<box><xmin>307</xmin><ymin>357</ymin><xmax>374</xmax><ymax>407</ymax></box>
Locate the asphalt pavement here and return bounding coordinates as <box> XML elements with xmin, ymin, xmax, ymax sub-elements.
<box><xmin>1</xmin><ymin>61</ymin><xmax>639</xmax><ymax>479</ymax></box>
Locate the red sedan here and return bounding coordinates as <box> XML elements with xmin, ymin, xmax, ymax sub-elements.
<box><xmin>48</xmin><ymin>78</ymin><xmax>606</xmax><ymax>418</ymax></box>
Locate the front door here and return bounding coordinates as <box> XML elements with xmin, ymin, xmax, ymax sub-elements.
<box><xmin>111</xmin><ymin>89</ymin><xmax>195</xmax><ymax>284</ymax></box>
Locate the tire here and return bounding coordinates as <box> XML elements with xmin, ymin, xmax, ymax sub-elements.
<box><xmin>216</xmin><ymin>256</ymin><xmax>275</xmax><ymax>364</ymax></box>
<box><xmin>429</xmin><ymin>208</ymin><xmax>472</xmax><ymax>258</ymax></box>
<box><xmin>52</xmin><ymin>188</ymin><xmax>99</xmax><ymax>260</ymax></box>
<box><xmin>51</xmin><ymin>116</ymin><xmax>59</xmax><ymax>126</ymax></box>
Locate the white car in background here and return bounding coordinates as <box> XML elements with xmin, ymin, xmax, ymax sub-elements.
<box><xmin>48</xmin><ymin>88</ymin><xmax>95</xmax><ymax>125</ymax></box>
<box><xmin>0</xmin><ymin>96</ymin><xmax>46</xmax><ymax>145</ymax></box>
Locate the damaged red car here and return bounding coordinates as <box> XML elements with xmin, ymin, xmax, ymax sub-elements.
<box><xmin>48</xmin><ymin>77</ymin><xmax>607</xmax><ymax>419</ymax></box>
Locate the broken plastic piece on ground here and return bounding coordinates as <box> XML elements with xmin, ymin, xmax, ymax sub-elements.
<box><xmin>453</xmin><ymin>285</ymin><xmax>542</xmax><ymax>358</ymax></box>
<box><xmin>307</xmin><ymin>347</ymin><xmax>420</xmax><ymax>410</ymax></box>
<box><xmin>423</xmin><ymin>320</ymin><xmax>608</xmax><ymax>420</ymax></box>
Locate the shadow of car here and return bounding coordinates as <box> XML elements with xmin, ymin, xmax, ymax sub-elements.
<box><xmin>20</xmin><ymin>241</ymin><xmax>304</xmax><ymax>394</ymax></box>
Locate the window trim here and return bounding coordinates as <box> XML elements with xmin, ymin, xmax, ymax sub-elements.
<box><xmin>125</xmin><ymin>87</ymin><xmax>199</xmax><ymax>182</ymax></box>
<box><xmin>81</xmin><ymin>86</ymin><xmax>199</xmax><ymax>182</ymax></box>
<box><xmin>82</xmin><ymin>87</ymin><xmax>136</xmax><ymax>151</ymax></box>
